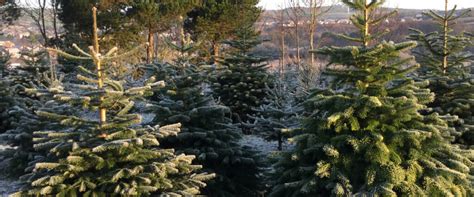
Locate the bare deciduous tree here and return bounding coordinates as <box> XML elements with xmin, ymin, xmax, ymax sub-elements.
<box><xmin>285</xmin><ymin>0</ymin><xmax>304</xmax><ymax>67</ymax></box>
<box><xmin>302</xmin><ymin>0</ymin><xmax>333</xmax><ymax>66</ymax></box>
<box><xmin>23</xmin><ymin>0</ymin><xmax>60</xmax><ymax>46</ymax></box>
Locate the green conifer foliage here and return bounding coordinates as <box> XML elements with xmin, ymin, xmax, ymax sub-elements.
<box><xmin>9</xmin><ymin>48</ymin><xmax>52</xmax><ymax>92</ymax></box>
<box><xmin>250</xmin><ymin>69</ymin><xmax>302</xmax><ymax>151</ymax></box>
<box><xmin>408</xmin><ymin>3</ymin><xmax>474</xmax><ymax>147</ymax></box>
<box><xmin>0</xmin><ymin>78</ymin><xmax>13</xmax><ymax>133</ymax></box>
<box><xmin>145</xmin><ymin>38</ymin><xmax>263</xmax><ymax>196</ymax></box>
<box><xmin>185</xmin><ymin>0</ymin><xmax>261</xmax><ymax>62</ymax></box>
<box><xmin>12</xmin><ymin>8</ymin><xmax>213</xmax><ymax>196</ymax></box>
<box><xmin>0</xmin><ymin>47</ymin><xmax>65</xmax><ymax>176</ymax></box>
<box><xmin>1</xmin><ymin>76</ymin><xmax>67</xmax><ymax>176</ymax></box>
<box><xmin>0</xmin><ymin>48</ymin><xmax>14</xmax><ymax>133</ymax></box>
<box><xmin>212</xmin><ymin>25</ymin><xmax>271</xmax><ymax>123</ymax></box>
<box><xmin>270</xmin><ymin>1</ymin><xmax>474</xmax><ymax>196</ymax></box>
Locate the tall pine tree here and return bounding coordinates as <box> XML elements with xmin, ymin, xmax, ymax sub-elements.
<box><xmin>12</xmin><ymin>8</ymin><xmax>213</xmax><ymax>196</ymax></box>
<box><xmin>185</xmin><ymin>0</ymin><xmax>261</xmax><ymax>62</ymax></box>
<box><xmin>129</xmin><ymin>0</ymin><xmax>197</xmax><ymax>63</ymax></box>
<box><xmin>270</xmin><ymin>0</ymin><xmax>473</xmax><ymax>196</ymax></box>
<box><xmin>408</xmin><ymin>1</ymin><xmax>474</xmax><ymax>147</ymax></box>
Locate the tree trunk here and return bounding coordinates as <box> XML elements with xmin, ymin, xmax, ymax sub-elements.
<box><xmin>442</xmin><ymin>0</ymin><xmax>449</xmax><ymax>74</ymax></box>
<box><xmin>295</xmin><ymin>19</ymin><xmax>300</xmax><ymax>67</ymax></box>
<box><xmin>154</xmin><ymin>33</ymin><xmax>159</xmax><ymax>60</ymax></box>
<box><xmin>39</xmin><ymin>0</ymin><xmax>48</xmax><ymax>46</ymax></box>
<box><xmin>280</xmin><ymin>10</ymin><xmax>286</xmax><ymax>77</ymax></box>
<box><xmin>52</xmin><ymin>0</ymin><xmax>59</xmax><ymax>41</ymax></box>
<box><xmin>277</xmin><ymin>130</ymin><xmax>283</xmax><ymax>151</ymax></box>
<box><xmin>310</xmin><ymin>24</ymin><xmax>315</xmax><ymax>66</ymax></box>
<box><xmin>147</xmin><ymin>28</ymin><xmax>154</xmax><ymax>64</ymax></box>
<box><xmin>213</xmin><ymin>42</ymin><xmax>220</xmax><ymax>66</ymax></box>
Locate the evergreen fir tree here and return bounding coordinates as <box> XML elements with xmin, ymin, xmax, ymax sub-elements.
<box><xmin>249</xmin><ymin>69</ymin><xmax>302</xmax><ymax>151</ymax></box>
<box><xmin>12</xmin><ymin>8</ymin><xmax>213</xmax><ymax>196</ymax></box>
<box><xmin>0</xmin><ymin>47</ymin><xmax>65</xmax><ymax>176</ymax></box>
<box><xmin>211</xmin><ymin>25</ymin><xmax>272</xmax><ymax>123</ymax></box>
<box><xmin>408</xmin><ymin>2</ymin><xmax>474</xmax><ymax>147</ymax></box>
<box><xmin>0</xmin><ymin>47</ymin><xmax>9</xmax><ymax>75</ymax></box>
<box><xmin>0</xmin><ymin>47</ymin><xmax>14</xmax><ymax>133</ymax></box>
<box><xmin>270</xmin><ymin>0</ymin><xmax>474</xmax><ymax>196</ymax></box>
<box><xmin>0</xmin><ymin>77</ymin><xmax>13</xmax><ymax>133</ymax></box>
<box><xmin>9</xmin><ymin>48</ymin><xmax>52</xmax><ymax>93</ymax></box>
<box><xmin>145</xmin><ymin>35</ymin><xmax>263</xmax><ymax>196</ymax></box>
<box><xmin>0</xmin><ymin>69</ymin><xmax>66</xmax><ymax>176</ymax></box>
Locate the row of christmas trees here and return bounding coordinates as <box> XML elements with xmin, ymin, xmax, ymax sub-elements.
<box><xmin>0</xmin><ymin>0</ymin><xmax>473</xmax><ymax>196</ymax></box>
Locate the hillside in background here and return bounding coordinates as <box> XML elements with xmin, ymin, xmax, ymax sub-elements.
<box><xmin>256</xmin><ymin>5</ymin><xmax>474</xmax><ymax>66</ymax></box>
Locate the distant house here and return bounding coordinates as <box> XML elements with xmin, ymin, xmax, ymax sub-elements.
<box><xmin>337</xmin><ymin>19</ymin><xmax>351</xmax><ymax>24</ymax></box>
<box><xmin>0</xmin><ymin>41</ymin><xmax>15</xmax><ymax>48</ymax></box>
<box><xmin>9</xmin><ymin>63</ymin><xmax>21</xmax><ymax>68</ymax></box>
<box><xmin>19</xmin><ymin>32</ymin><xmax>31</xmax><ymax>39</ymax></box>
<box><xmin>7</xmin><ymin>48</ymin><xmax>20</xmax><ymax>58</ymax></box>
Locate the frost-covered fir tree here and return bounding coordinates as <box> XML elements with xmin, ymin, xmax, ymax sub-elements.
<box><xmin>249</xmin><ymin>69</ymin><xmax>302</xmax><ymax>151</ymax></box>
<box><xmin>0</xmin><ymin>46</ymin><xmax>66</xmax><ymax>176</ymax></box>
<box><xmin>0</xmin><ymin>47</ymin><xmax>9</xmax><ymax>76</ymax></box>
<box><xmin>9</xmin><ymin>48</ymin><xmax>51</xmax><ymax>91</ymax></box>
<box><xmin>270</xmin><ymin>0</ymin><xmax>474</xmax><ymax>196</ymax></box>
<box><xmin>0</xmin><ymin>67</ymin><xmax>66</xmax><ymax>176</ymax></box>
<box><xmin>408</xmin><ymin>1</ymin><xmax>474</xmax><ymax>147</ymax></box>
<box><xmin>0</xmin><ymin>47</ymin><xmax>14</xmax><ymax>133</ymax></box>
<box><xmin>12</xmin><ymin>8</ymin><xmax>213</xmax><ymax>196</ymax></box>
<box><xmin>0</xmin><ymin>76</ymin><xmax>14</xmax><ymax>133</ymax></box>
<box><xmin>145</xmin><ymin>35</ymin><xmax>263</xmax><ymax>197</ymax></box>
<box><xmin>211</xmin><ymin>25</ymin><xmax>271</xmax><ymax>123</ymax></box>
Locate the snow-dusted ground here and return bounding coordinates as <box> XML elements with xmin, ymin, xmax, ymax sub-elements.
<box><xmin>0</xmin><ymin>133</ymin><xmax>290</xmax><ymax>196</ymax></box>
<box><xmin>0</xmin><ymin>145</ymin><xmax>22</xmax><ymax>196</ymax></box>
<box><xmin>0</xmin><ymin>179</ymin><xmax>21</xmax><ymax>196</ymax></box>
<box><xmin>239</xmin><ymin>135</ymin><xmax>293</xmax><ymax>155</ymax></box>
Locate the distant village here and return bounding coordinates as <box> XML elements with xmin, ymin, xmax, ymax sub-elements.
<box><xmin>259</xmin><ymin>13</ymin><xmax>427</xmax><ymax>27</ymax></box>
<box><xmin>0</xmin><ymin>22</ymin><xmax>47</xmax><ymax>67</ymax></box>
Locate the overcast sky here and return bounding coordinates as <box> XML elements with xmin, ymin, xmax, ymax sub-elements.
<box><xmin>258</xmin><ymin>0</ymin><xmax>474</xmax><ymax>10</ymax></box>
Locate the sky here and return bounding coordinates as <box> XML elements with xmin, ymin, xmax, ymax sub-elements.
<box><xmin>258</xmin><ymin>0</ymin><xmax>474</xmax><ymax>10</ymax></box>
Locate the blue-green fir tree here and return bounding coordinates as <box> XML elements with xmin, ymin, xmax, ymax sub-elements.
<box><xmin>0</xmin><ymin>47</ymin><xmax>14</xmax><ymax>133</ymax></box>
<box><xmin>408</xmin><ymin>1</ymin><xmax>474</xmax><ymax>147</ymax></box>
<box><xmin>145</xmin><ymin>34</ymin><xmax>263</xmax><ymax>196</ymax></box>
<box><xmin>0</xmin><ymin>47</ymin><xmax>67</xmax><ymax>176</ymax></box>
<box><xmin>0</xmin><ymin>77</ymin><xmax>65</xmax><ymax>176</ymax></box>
<box><xmin>270</xmin><ymin>0</ymin><xmax>474</xmax><ymax>196</ymax></box>
<box><xmin>11</xmin><ymin>8</ymin><xmax>213</xmax><ymax>196</ymax></box>
<box><xmin>249</xmin><ymin>69</ymin><xmax>302</xmax><ymax>151</ymax></box>
<box><xmin>211</xmin><ymin>25</ymin><xmax>272</xmax><ymax>123</ymax></box>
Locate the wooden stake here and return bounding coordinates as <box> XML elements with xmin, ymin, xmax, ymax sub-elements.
<box><xmin>92</xmin><ymin>7</ymin><xmax>107</xmax><ymax>126</ymax></box>
<box><xmin>363</xmin><ymin>0</ymin><xmax>370</xmax><ymax>47</ymax></box>
<box><xmin>442</xmin><ymin>0</ymin><xmax>449</xmax><ymax>74</ymax></box>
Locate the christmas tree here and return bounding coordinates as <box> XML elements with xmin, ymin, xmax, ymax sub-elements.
<box><xmin>408</xmin><ymin>1</ymin><xmax>474</xmax><ymax>147</ymax></box>
<box><xmin>0</xmin><ymin>47</ymin><xmax>14</xmax><ymax>133</ymax></box>
<box><xmin>0</xmin><ymin>67</ymin><xmax>66</xmax><ymax>176</ymax></box>
<box><xmin>249</xmin><ymin>69</ymin><xmax>302</xmax><ymax>151</ymax></box>
<box><xmin>145</xmin><ymin>35</ymin><xmax>263</xmax><ymax>196</ymax></box>
<box><xmin>211</xmin><ymin>25</ymin><xmax>271</xmax><ymax>123</ymax></box>
<box><xmin>270</xmin><ymin>0</ymin><xmax>473</xmax><ymax>196</ymax></box>
<box><xmin>0</xmin><ymin>46</ymin><xmax>66</xmax><ymax>176</ymax></box>
<box><xmin>12</xmin><ymin>8</ymin><xmax>213</xmax><ymax>196</ymax></box>
<box><xmin>9</xmin><ymin>48</ymin><xmax>52</xmax><ymax>90</ymax></box>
